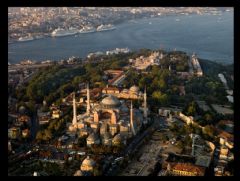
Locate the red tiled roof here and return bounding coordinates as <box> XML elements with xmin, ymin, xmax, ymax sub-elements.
<box><xmin>171</xmin><ymin>163</ymin><xmax>205</xmax><ymax>175</ymax></box>
<box><xmin>218</xmin><ymin>130</ymin><xmax>233</xmax><ymax>141</ymax></box>
<box><xmin>102</xmin><ymin>87</ymin><xmax>119</xmax><ymax>91</ymax></box>
<box><xmin>17</xmin><ymin>115</ymin><xmax>31</xmax><ymax>122</ymax></box>
<box><xmin>217</xmin><ymin>120</ymin><xmax>233</xmax><ymax>125</ymax></box>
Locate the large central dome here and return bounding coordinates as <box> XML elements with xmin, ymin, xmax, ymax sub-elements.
<box><xmin>101</xmin><ymin>95</ymin><xmax>120</xmax><ymax>108</ymax></box>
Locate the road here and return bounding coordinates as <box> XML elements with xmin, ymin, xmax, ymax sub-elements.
<box><xmin>30</xmin><ymin>112</ymin><xmax>38</xmax><ymax>140</ymax></box>
<box><xmin>105</xmin><ymin>116</ymin><xmax>160</xmax><ymax>176</ymax></box>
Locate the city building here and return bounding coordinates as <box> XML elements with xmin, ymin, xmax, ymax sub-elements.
<box><xmin>104</xmin><ymin>70</ymin><xmax>125</xmax><ymax>86</ymax></box>
<box><xmin>167</xmin><ymin>162</ymin><xmax>205</xmax><ymax>176</ymax></box>
<box><xmin>17</xmin><ymin>115</ymin><xmax>31</xmax><ymax>126</ymax></box>
<box><xmin>22</xmin><ymin>128</ymin><xmax>30</xmax><ymax>138</ymax></box>
<box><xmin>190</xmin><ymin>53</ymin><xmax>203</xmax><ymax>77</ymax></box>
<box><xmin>8</xmin><ymin>127</ymin><xmax>21</xmax><ymax>139</ymax></box>
<box><xmin>102</xmin><ymin>85</ymin><xmax>143</xmax><ymax>100</ymax></box>
<box><xmin>52</xmin><ymin>109</ymin><xmax>62</xmax><ymax>119</ymax></box>
<box><xmin>130</xmin><ymin>51</ymin><xmax>163</xmax><ymax>70</ymax></box>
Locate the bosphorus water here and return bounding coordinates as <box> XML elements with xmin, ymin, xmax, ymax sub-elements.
<box><xmin>8</xmin><ymin>11</ymin><xmax>233</xmax><ymax>64</ymax></box>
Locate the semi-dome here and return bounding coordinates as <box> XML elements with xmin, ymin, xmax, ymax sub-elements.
<box><xmin>87</xmin><ymin>132</ymin><xmax>99</xmax><ymax>142</ymax></box>
<box><xmin>103</xmin><ymin>132</ymin><xmax>112</xmax><ymax>140</ymax></box>
<box><xmin>101</xmin><ymin>95</ymin><xmax>120</xmax><ymax>107</ymax></box>
<box><xmin>112</xmin><ymin>134</ymin><xmax>122</xmax><ymax>145</ymax></box>
<box><xmin>81</xmin><ymin>156</ymin><xmax>96</xmax><ymax>171</ymax></box>
<box><xmin>129</xmin><ymin>85</ymin><xmax>139</xmax><ymax>93</ymax></box>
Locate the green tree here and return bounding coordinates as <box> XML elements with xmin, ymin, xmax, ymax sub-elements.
<box><xmin>152</xmin><ymin>91</ymin><xmax>169</xmax><ymax>106</ymax></box>
<box><xmin>184</xmin><ymin>101</ymin><xmax>197</xmax><ymax>116</ymax></box>
<box><xmin>36</xmin><ymin>131</ymin><xmax>43</xmax><ymax>141</ymax></box>
<box><xmin>203</xmin><ymin>125</ymin><xmax>215</xmax><ymax>138</ymax></box>
<box><xmin>44</xmin><ymin>129</ymin><xmax>52</xmax><ymax>141</ymax></box>
<box><xmin>204</xmin><ymin>113</ymin><xmax>213</xmax><ymax>123</ymax></box>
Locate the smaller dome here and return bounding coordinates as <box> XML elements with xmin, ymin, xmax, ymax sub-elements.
<box><xmin>81</xmin><ymin>156</ymin><xmax>96</xmax><ymax>167</ymax></box>
<box><xmin>19</xmin><ymin>106</ymin><xmax>26</xmax><ymax>114</ymax></box>
<box><xmin>103</xmin><ymin>132</ymin><xmax>112</xmax><ymax>140</ymax></box>
<box><xmin>33</xmin><ymin>171</ymin><xmax>39</xmax><ymax>176</ymax></box>
<box><xmin>74</xmin><ymin>170</ymin><xmax>83</xmax><ymax>176</ymax></box>
<box><xmin>130</xmin><ymin>85</ymin><xmax>139</xmax><ymax>93</ymax></box>
<box><xmin>112</xmin><ymin>134</ymin><xmax>122</xmax><ymax>143</ymax></box>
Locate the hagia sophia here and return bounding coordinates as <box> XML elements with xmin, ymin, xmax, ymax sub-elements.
<box><xmin>67</xmin><ymin>83</ymin><xmax>149</xmax><ymax>147</ymax></box>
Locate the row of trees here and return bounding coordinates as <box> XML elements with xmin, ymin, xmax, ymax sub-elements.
<box><xmin>170</xmin><ymin>121</ymin><xmax>217</xmax><ymax>146</ymax></box>
<box><xmin>185</xmin><ymin>76</ymin><xmax>227</xmax><ymax>104</ymax></box>
<box><xmin>13</xmin><ymin>65</ymin><xmax>86</xmax><ymax>104</ymax></box>
<box><xmin>36</xmin><ymin>118</ymin><xmax>66</xmax><ymax>142</ymax></box>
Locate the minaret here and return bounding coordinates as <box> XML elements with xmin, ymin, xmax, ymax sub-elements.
<box><xmin>72</xmin><ymin>92</ymin><xmax>77</xmax><ymax>125</ymax></box>
<box><xmin>86</xmin><ymin>82</ymin><xmax>90</xmax><ymax>115</ymax></box>
<box><xmin>130</xmin><ymin>101</ymin><xmax>136</xmax><ymax>136</ymax></box>
<box><xmin>191</xmin><ymin>135</ymin><xmax>196</xmax><ymax>156</ymax></box>
<box><xmin>143</xmin><ymin>86</ymin><xmax>148</xmax><ymax>119</ymax></box>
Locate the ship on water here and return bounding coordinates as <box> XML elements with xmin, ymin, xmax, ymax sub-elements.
<box><xmin>18</xmin><ymin>36</ymin><xmax>34</xmax><ymax>42</ymax></box>
<box><xmin>96</xmin><ymin>24</ymin><xmax>116</xmax><ymax>32</ymax></box>
<box><xmin>51</xmin><ymin>27</ymin><xmax>78</xmax><ymax>37</ymax></box>
<box><xmin>79</xmin><ymin>26</ymin><xmax>96</xmax><ymax>33</ymax></box>
<box><xmin>34</xmin><ymin>35</ymin><xmax>44</xmax><ymax>40</ymax></box>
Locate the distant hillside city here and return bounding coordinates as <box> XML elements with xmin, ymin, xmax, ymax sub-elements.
<box><xmin>8</xmin><ymin>7</ymin><xmax>232</xmax><ymax>43</ymax></box>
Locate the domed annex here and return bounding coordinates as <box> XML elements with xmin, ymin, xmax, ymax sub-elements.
<box><xmin>81</xmin><ymin>156</ymin><xmax>96</xmax><ymax>172</ymax></box>
<box><xmin>129</xmin><ymin>85</ymin><xmax>139</xmax><ymax>94</ymax></box>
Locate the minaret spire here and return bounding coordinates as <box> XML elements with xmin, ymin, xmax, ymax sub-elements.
<box><xmin>143</xmin><ymin>86</ymin><xmax>147</xmax><ymax>119</ymax></box>
<box><xmin>72</xmin><ymin>92</ymin><xmax>77</xmax><ymax>125</ymax></box>
<box><xmin>86</xmin><ymin>82</ymin><xmax>90</xmax><ymax>115</ymax></box>
<box><xmin>130</xmin><ymin>101</ymin><xmax>136</xmax><ymax>136</ymax></box>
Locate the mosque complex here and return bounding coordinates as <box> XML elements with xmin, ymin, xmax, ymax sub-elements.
<box><xmin>68</xmin><ymin>83</ymin><xmax>149</xmax><ymax>147</ymax></box>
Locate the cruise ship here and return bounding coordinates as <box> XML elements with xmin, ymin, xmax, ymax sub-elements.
<box><xmin>18</xmin><ymin>36</ymin><xmax>34</xmax><ymax>42</ymax></box>
<box><xmin>96</xmin><ymin>24</ymin><xmax>116</xmax><ymax>32</ymax></box>
<box><xmin>79</xmin><ymin>26</ymin><xmax>96</xmax><ymax>33</ymax></box>
<box><xmin>35</xmin><ymin>35</ymin><xmax>44</xmax><ymax>40</ymax></box>
<box><xmin>51</xmin><ymin>27</ymin><xmax>78</xmax><ymax>37</ymax></box>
